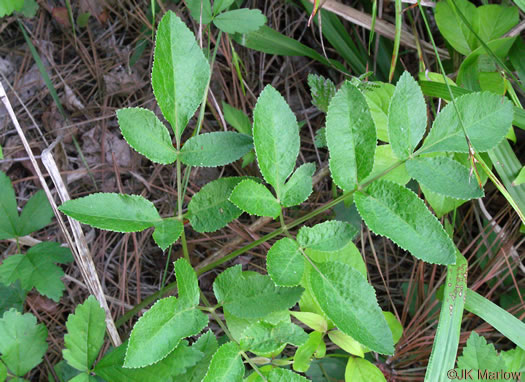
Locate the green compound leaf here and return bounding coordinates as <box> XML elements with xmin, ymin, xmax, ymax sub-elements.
<box><xmin>345</xmin><ymin>357</ymin><xmax>386</xmax><ymax>382</ymax></box>
<box><xmin>152</xmin><ymin>219</ymin><xmax>184</xmax><ymax>251</ymax></box>
<box><xmin>186</xmin><ymin>0</ymin><xmax>212</xmax><ymax>24</ymax></box>
<box><xmin>0</xmin><ymin>171</ymin><xmax>19</xmax><ymax>240</ymax></box>
<box><xmin>0</xmin><ymin>281</ymin><xmax>26</xmax><ymax>316</ymax></box>
<box><xmin>179</xmin><ymin>331</ymin><xmax>218</xmax><ymax>382</ymax></box>
<box><xmin>456</xmin><ymin>332</ymin><xmax>505</xmax><ymax>377</ymax></box>
<box><xmin>188</xmin><ymin>177</ymin><xmax>245</xmax><ymax>233</ymax></box>
<box><xmin>388</xmin><ymin>71</ymin><xmax>427</xmax><ymax>160</ymax></box>
<box><xmin>0</xmin><ymin>0</ymin><xmax>24</xmax><ymax>17</ymax></box>
<box><xmin>202</xmin><ymin>342</ymin><xmax>244</xmax><ymax>382</ymax></box>
<box><xmin>420</xmin><ymin>92</ymin><xmax>513</xmax><ymax>154</ymax></box>
<box><xmin>266</xmin><ymin>238</ymin><xmax>304</xmax><ymax>287</ymax></box>
<box><xmin>173</xmin><ymin>258</ymin><xmax>200</xmax><ymax>307</ymax></box>
<box><xmin>17</xmin><ymin>190</ymin><xmax>54</xmax><ymax>237</ymax></box>
<box><xmin>0</xmin><ymin>242</ymin><xmax>73</xmax><ymax>302</ymax></box>
<box><xmin>59</xmin><ymin>193</ymin><xmax>161</xmax><ymax>233</ymax></box>
<box><xmin>95</xmin><ymin>339</ymin><xmax>203</xmax><ymax>382</ymax></box>
<box><xmin>476</xmin><ymin>4</ymin><xmax>519</xmax><ymax>44</ymax></box>
<box><xmin>310</xmin><ymin>261</ymin><xmax>394</xmax><ymax>355</ymax></box>
<box><xmin>326</xmin><ymin>81</ymin><xmax>376</xmax><ymax>192</ymax></box>
<box><xmin>179</xmin><ymin>132</ymin><xmax>253</xmax><ymax>167</ymax></box>
<box><xmin>213</xmin><ymin>8</ymin><xmax>266</xmax><ymax>34</ymax></box>
<box><xmin>269</xmin><ymin>368</ymin><xmax>310</xmax><ymax>381</ymax></box>
<box><xmin>281</xmin><ymin>163</ymin><xmax>315</xmax><ymax>208</ymax></box>
<box><xmin>406</xmin><ymin>156</ymin><xmax>484</xmax><ymax>200</ymax></box>
<box><xmin>212</xmin><ymin>0</ymin><xmax>235</xmax><ymax>15</ymax></box>
<box><xmin>229</xmin><ymin>179</ymin><xmax>281</xmax><ymax>218</ymax></box>
<box><xmin>355</xmin><ymin>180</ymin><xmax>456</xmax><ymax>265</ymax></box>
<box><xmin>116</xmin><ymin>108</ymin><xmax>176</xmax><ymax>164</ymax></box>
<box><xmin>0</xmin><ymin>361</ymin><xmax>6</xmax><ymax>382</ymax></box>
<box><xmin>297</xmin><ymin>220</ymin><xmax>357</xmax><ymax>252</ymax></box>
<box><xmin>124</xmin><ymin>297</ymin><xmax>208</xmax><ymax>368</ymax></box>
<box><xmin>364</xmin><ymin>82</ymin><xmax>395</xmax><ymax>142</ymax></box>
<box><xmin>239</xmin><ymin>321</ymin><xmax>308</xmax><ymax>354</ymax></box>
<box><xmin>152</xmin><ymin>11</ymin><xmax>210</xmax><ymax>138</ymax></box>
<box><xmin>213</xmin><ymin>265</ymin><xmax>303</xmax><ymax>319</ymax></box>
<box><xmin>222</xmin><ymin>102</ymin><xmax>252</xmax><ymax>136</ymax></box>
<box><xmin>62</xmin><ymin>296</ymin><xmax>106</xmax><ymax>372</ymax></box>
<box><xmin>0</xmin><ymin>309</ymin><xmax>48</xmax><ymax>376</ymax></box>
<box><xmin>308</xmin><ymin>74</ymin><xmax>336</xmax><ymax>113</ymax></box>
<box><xmin>434</xmin><ymin>0</ymin><xmax>477</xmax><ymax>56</ymax></box>
<box><xmin>293</xmin><ymin>331</ymin><xmax>323</xmax><ymax>373</ymax></box>
<box><xmin>253</xmin><ymin>85</ymin><xmax>300</xmax><ymax>199</ymax></box>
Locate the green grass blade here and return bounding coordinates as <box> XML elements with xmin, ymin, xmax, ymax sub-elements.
<box><xmin>465</xmin><ymin>289</ymin><xmax>525</xmax><ymax>349</ymax></box>
<box><xmin>424</xmin><ymin>253</ymin><xmax>467</xmax><ymax>382</ymax></box>
<box><xmin>488</xmin><ymin>140</ymin><xmax>525</xmax><ymax>215</ymax></box>
<box><xmin>369</xmin><ymin>0</ymin><xmax>377</xmax><ymax>54</ymax></box>
<box><xmin>300</xmin><ymin>0</ymin><xmax>367</xmax><ymax>75</ymax></box>
<box><xmin>388</xmin><ymin>0</ymin><xmax>402</xmax><ymax>82</ymax></box>
<box><xmin>17</xmin><ymin>21</ymin><xmax>67</xmax><ymax>119</ymax></box>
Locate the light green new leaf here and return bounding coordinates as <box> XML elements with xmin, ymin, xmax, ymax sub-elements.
<box><xmin>326</xmin><ymin>81</ymin><xmax>376</xmax><ymax>192</ymax></box>
<box><xmin>0</xmin><ymin>171</ymin><xmax>19</xmax><ymax>240</ymax></box>
<box><xmin>174</xmin><ymin>258</ymin><xmax>200</xmax><ymax>307</ymax></box>
<box><xmin>0</xmin><ymin>0</ymin><xmax>23</xmax><ymax>17</ymax></box>
<box><xmin>17</xmin><ymin>190</ymin><xmax>54</xmax><ymax>237</ymax></box>
<box><xmin>95</xmin><ymin>340</ymin><xmax>203</xmax><ymax>382</ymax></box>
<box><xmin>62</xmin><ymin>296</ymin><xmax>106</xmax><ymax>372</ymax></box>
<box><xmin>0</xmin><ymin>361</ymin><xmax>6</xmax><ymax>382</ymax></box>
<box><xmin>213</xmin><ymin>9</ymin><xmax>266</xmax><ymax>34</ymax></box>
<box><xmin>421</xmin><ymin>185</ymin><xmax>465</xmax><ymax>218</ymax></box>
<box><xmin>512</xmin><ymin>166</ymin><xmax>525</xmax><ymax>186</ymax></box>
<box><xmin>434</xmin><ymin>0</ymin><xmax>477</xmax><ymax>56</ymax></box>
<box><xmin>293</xmin><ymin>331</ymin><xmax>323</xmax><ymax>373</ymax></box>
<box><xmin>186</xmin><ymin>0</ymin><xmax>212</xmax><ymax>24</ymax></box>
<box><xmin>269</xmin><ymin>368</ymin><xmax>310</xmax><ymax>381</ymax></box>
<box><xmin>355</xmin><ymin>180</ymin><xmax>456</xmax><ymax>264</ymax></box>
<box><xmin>290</xmin><ymin>311</ymin><xmax>327</xmax><ymax>333</ymax></box>
<box><xmin>281</xmin><ymin>163</ymin><xmax>315</xmax><ymax>207</ymax></box>
<box><xmin>420</xmin><ymin>92</ymin><xmax>513</xmax><ymax>154</ymax></box>
<box><xmin>202</xmin><ymin>342</ymin><xmax>244</xmax><ymax>382</ymax></box>
<box><xmin>124</xmin><ymin>297</ymin><xmax>208</xmax><ymax>368</ymax></box>
<box><xmin>363</xmin><ymin>144</ymin><xmax>410</xmax><ymax>185</ymax></box>
<box><xmin>310</xmin><ymin>261</ymin><xmax>394</xmax><ymax>355</ymax></box>
<box><xmin>424</xmin><ymin>253</ymin><xmax>466</xmax><ymax>382</ymax></box>
<box><xmin>188</xmin><ymin>177</ymin><xmax>244</xmax><ymax>233</ymax></box>
<box><xmin>266</xmin><ymin>238</ymin><xmax>304</xmax><ymax>287</ymax></box>
<box><xmin>0</xmin><ymin>242</ymin><xmax>73</xmax><ymax>302</ymax></box>
<box><xmin>179</xmin><ymin>331</ymin><xmax>218</xmax><ymax>382</ymax></box>
<box><xmin>328</xmin><ymin>330</ymin><xmax>365</xmax><ymax>357</ymax></box>
<box><xmin>364</xmin><ymin>82</ymin><xmax>395</xmax><ymax>142</ymax></box>
<box><xmin>383</xmin><ymin>312</ymin><xmax>403</xmax><ymax>345</ymax></box>
<box><xmin>388</xmin><ymin>71</ymin><xmax>427</xmax><ymax>160</ymax></box>
<box><xmin>297</xmin><ymin>220</ymin><xmax>357</xmax><ymax>252</ymax></box>
<box><xmin>456</xmin><ymin>332</ymin><xmax>505</xmax><ymax>378</ymax></box>
<box><xmin>116</xmin><ymin>108</ymin><xmax>176</xmax><ymax>164</ymax></box>
<box><xmin>222</xmin><ymin>102</ymin><xmax>251</xmax><ymax>135</ymax></box>
<box><xmin>179</xmin><ymin>132</ymin><xmax>253</xmax><ymax>167</ymax></box>
<box><xmin>59</xmin><ymin>193</ymin><xmax>161</xmax><ymax>233</ymax></box>
<box><xmin>253</xmin><ymin>85</ymin><xmax>300</xmax><ymax>198</ymax></box>
<box><xmin>407</xmin><ymin>156</ymin><xmax>484</xmax><ymax>200</ymax></box>
<box><xmin>0</xmin><ymin>310</ymin><xmax>47</xmax><ymax>377</ymax></box>
<box><xmin>213</xmin><ymin>266</ymin><xmax>303</xmax><ymax>319</ymax></box>
<box><xmin>501</xmin><ymin>347</ymin><xmax>525</xmax><ymax>372</ymax></box>
<box><xmin>229</xmin><ymin>179</ymin><xmax>281</xmax><ymax>218</ymax></box>
<box><xmin>152</xmin><ymin>11</ymin><xmax>210</xmax><ymax>138</ymax></box>
<box><xmin>239</xmin><ymin>321</ymin><xmax>308</xmax><ymax>354</ymax></box>
<box><xmin>308</xmin><ymin>74</ymin><xmax>336</xmax><ymax>113</ymax></box>
<box><xmin>224</xmin><ymin>308</ymin><xmax>290</xmax><ymax>346</ymax></box>
<box><xmin>152</xmin><ymin>219</ymin><xmax>183</xmax><ymax>251</ymax></box>
<box><xmin>345</xmin><ymin>357</ymin><xmax>386</xmax><ymax>382</ymax></box>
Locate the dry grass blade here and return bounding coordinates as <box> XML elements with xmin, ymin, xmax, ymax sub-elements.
<box><xmin>0</xmin><ymin>81</ymin><xmax>121</xmax><ymax>347</ymax></box>
<box><xmin>308</xmin><ymin>0</ymin><xmax>450</xmax><ymax>59</ymax></box>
